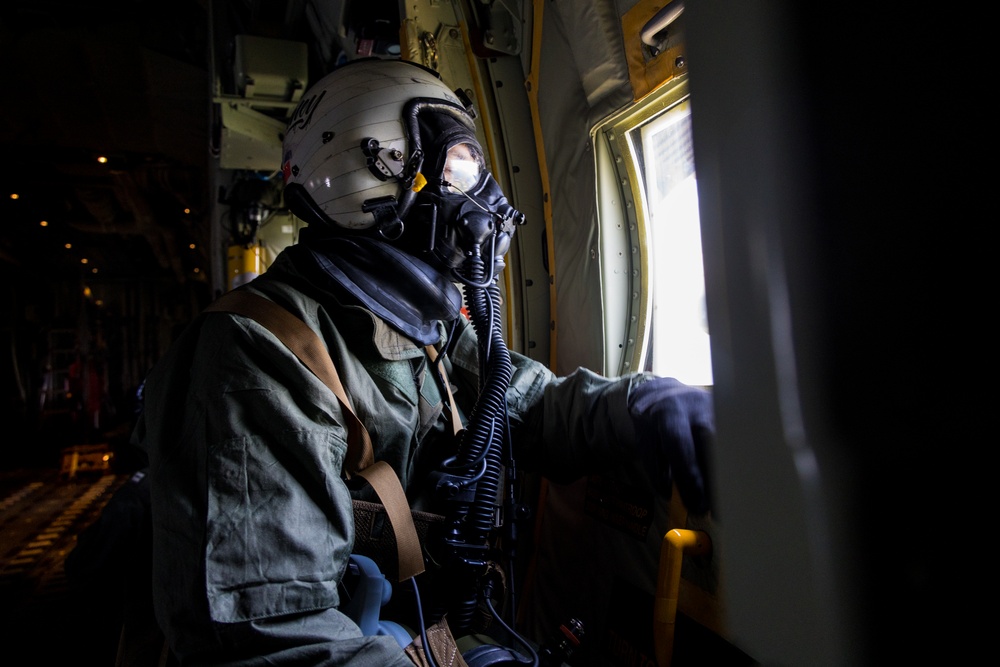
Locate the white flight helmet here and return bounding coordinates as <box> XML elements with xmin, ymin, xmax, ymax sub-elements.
<box><xmin>281</xmin><ymin>58</ymin><xmax>477</xmax><ymax>232</ymax></box>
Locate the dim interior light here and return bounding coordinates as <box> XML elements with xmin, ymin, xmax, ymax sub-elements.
<box><xmin>189</xmin><ymin>243</ymin><xmax>196</xmax><ymax>249</ymax></box>
<box><xmin>10</xmin><ymin>193</ymin><xmax>18</xmax><ymax>200</ymax></box>
<box><xmin>40</xmin><ymin>220</ymin><xmax>49</xmax><ymax>227</ymax></box>
<box><xmin>81</xmin><ymin>258</ymin><xmax>89</xmax><ymax>264</ymax></box>
<box><xmin>97</xmin><ymin>156</ymin><xmax>108</xmax><ymax>164</ymax></box>
<box><xmin>64</xmin><ymin>243</ymin><xmax>72</xmax><ymax>249</ymax></box>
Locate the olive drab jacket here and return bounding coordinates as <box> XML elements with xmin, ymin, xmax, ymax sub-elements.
<box><xmin>134</xmin><ymin>243</ymin><xmax>649</xmax><ymax>666</ymax></box>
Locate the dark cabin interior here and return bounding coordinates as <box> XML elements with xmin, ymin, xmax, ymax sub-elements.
<box><xmin>0</xmin><ymin>1</ymin><xmax>987</xmax><ymax>664</ymax></box>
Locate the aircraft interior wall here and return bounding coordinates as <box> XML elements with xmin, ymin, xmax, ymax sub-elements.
<box><xmin>534</xmin><ymin>2</ymin><xmax>627</xmax><ymax>376</ymax></box>
<box><xmin>686</xmin><ymin>1</ymin><xmax>980</xmax><ymax>664</ymax></box>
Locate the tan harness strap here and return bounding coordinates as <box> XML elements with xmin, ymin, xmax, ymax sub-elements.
<box><xmin>425</xmin><ymin>344</ymin><xmax>464</xmax><ymax>437</ymax></box>
<box><xmin>355</xmin><ymin>461</ymin><xmax>425</xmax><ymax>581</ymax></box>
<box><xmin>204</xmin><ymin>289</ymin><xmax>424</xmax><ymax>580</ymax></box>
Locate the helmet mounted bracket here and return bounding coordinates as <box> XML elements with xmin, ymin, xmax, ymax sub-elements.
<box><xmin>361</xmin><ymin>138</ymin><xmax>405</xmax><ymax>183</ymax></box>
<box><xmin>453</xmin><ymin>87</ymin><xmax>477</xmax><ymax>119</ymax></box>
<box><xmin>361</xmin><ymin>195</ymin><xmax>405</xmax><ymax>241</ymax></box>
<box><xmin>359</xmin><ymin>138</ymin><xmax>428</xmax><ymax>238</ymax></box>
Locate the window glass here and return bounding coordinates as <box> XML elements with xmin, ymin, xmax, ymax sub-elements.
<box><xmin>631</xmin><ymin>100</ymin><xmax>712</xmax><ymax>385</ymax></box>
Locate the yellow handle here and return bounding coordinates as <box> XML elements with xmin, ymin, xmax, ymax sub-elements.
<box><xmin>654</xmin><ymin>529</ymin><xmax>712</xmax><ymax>667</ymax></box>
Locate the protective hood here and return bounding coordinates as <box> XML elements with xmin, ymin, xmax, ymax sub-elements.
<box><xmin>297</xmin><ymin>226</ymin><xmax>463</xmax><ymax>345</ymax></box>
<box><xmin>418</xmin><ymin>109</ymin><xmax>483</xmax><ymax>181</ymax></box>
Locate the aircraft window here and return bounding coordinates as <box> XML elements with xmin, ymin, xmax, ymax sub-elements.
<box><xmin>631</xmin><ymin>100</ymin><xmax>712</xmax><ymax>386</ymax></box>
<box><xmin>595</xmin><ymin>82</ymin><xmax>712</xmax><ymax>386</ymax></box>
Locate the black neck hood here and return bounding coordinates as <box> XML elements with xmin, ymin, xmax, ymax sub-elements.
<box><xmin>296</xmin><ymin>226</ymin><xmax>462</xmax><ymax>345</ymax></box>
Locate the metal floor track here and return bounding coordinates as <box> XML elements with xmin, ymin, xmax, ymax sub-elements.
<box><xmin>0</xmin><ymin>467</ymin><xmax>132</xmax><ymax>664</ymax></box>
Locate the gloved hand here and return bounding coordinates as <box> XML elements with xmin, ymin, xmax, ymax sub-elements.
<box><xmin>627</xmin><ymin>377</ymin><xmax>714</xmax><ymax>515</ymax></box>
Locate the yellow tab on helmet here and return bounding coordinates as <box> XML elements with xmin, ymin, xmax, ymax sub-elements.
<box><xmin>411</xmin><ymin>172</ymin><xmax>428</xmax><ymax>192</ymax></box>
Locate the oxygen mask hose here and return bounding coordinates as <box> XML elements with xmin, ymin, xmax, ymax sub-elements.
<box><xmin>417</xmin><ymin>164</ymin><xmax>523</xmax><ymax>634</ymax></box>
<box><xmin>433</xmin><ymin>251</ymin><xmax>513</xmax><ymax>633</ymax></box>
<box><xmin>462</xmin><ymin>257</ymin><xmax>512</xmax><ymax>540</ymax></box>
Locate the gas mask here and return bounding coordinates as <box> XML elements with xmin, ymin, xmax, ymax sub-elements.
<box><xmin>397</xmin><ymin>112</ymin><xmax>524</xmax><ymax>283</ymax></box>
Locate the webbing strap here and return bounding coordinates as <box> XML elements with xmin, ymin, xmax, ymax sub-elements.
<box><xmin>425</xmin><ymin>344</ymin><xmax>464</xmax><ymax>437</ymax></box>
<box><xmin>355</xmin><ymin>461</ymin><xmax>424</xmax><ymax>580</ymax></box>
<box><xmin>205</xmin><ymin>290</ymin><xmax>376</xmax><ymax>472</ymax></box>
<box><xmin>204</xmin><ymin>289</ymin><xmax>424</xmax><ymax>580</ymax></box>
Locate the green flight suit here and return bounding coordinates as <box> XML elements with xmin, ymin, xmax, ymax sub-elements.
<box><xmin>135</xmin><ymin>243</ymin><xmax>647</xmax><ymax>666</ymax></box>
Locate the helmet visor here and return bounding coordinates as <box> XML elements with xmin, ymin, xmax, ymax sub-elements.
<box><xmin>442</xmin><ymin>143</ymin><xmax>484</xmax><ymax>193</ymax></box>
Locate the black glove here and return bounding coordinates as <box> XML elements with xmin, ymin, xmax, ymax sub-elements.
<box><xmin>627</xmin><ymin>377</ymin><xmax>714</xmax><ymax>515</ymax></box>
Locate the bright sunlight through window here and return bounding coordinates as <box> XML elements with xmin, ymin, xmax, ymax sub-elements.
<box><xmin>633</xmin><ymin>100</ymin><xmax>712</xmax><ymax>386</ymax></box>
